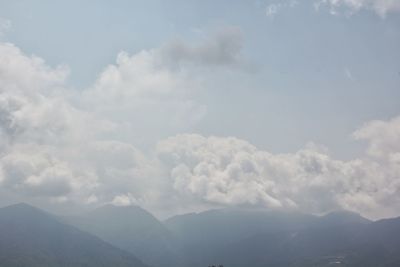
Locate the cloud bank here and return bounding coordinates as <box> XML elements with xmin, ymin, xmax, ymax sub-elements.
<box><xmin>0</xmin><ymin>35</ymin><xmax>399</xmax><ymax>219</ymax></box>
<box><xmin>157</xmin><ymin>132</ymin><xmax>400</xmax><ymax>219</ymax></box>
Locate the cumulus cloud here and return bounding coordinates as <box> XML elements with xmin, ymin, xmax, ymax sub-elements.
<box><xmin>1</xmin><ymin>146</ymin><xmax>76</xmax><ymax>198</ymax></box>
<box><xmin>0</xmin><ymin>43</ymin><xmax>106</xmax><ymax>203</ymax></box>
<box><xmin>0</xmin><ymin>43</ymin><xmax>68</xmax><ymax>91</ymax></box>
<box><xmin>84</xmin><ymin>46</ymin><xmax>207</xmax><ymax>145</ymax></box>
<box><xmin>156</xmin><ymin>132</ymin><xmax>400</xmax><ymax>219</ymax></box>
<box><xmin>0</xmin><ymin>34</ymin><xmax>399</xmax><ymax>219</ymax></box>
<box><xmin>0</xmin><ymin>35</ymin><xmax>211</xmax><ymax>209</ymax></box>
<box><xmin>0</xmin><ymin>44</ymin><xmax>110</xmax><ymax>200</ymax></box>
<box><xmin>353</xmin><ymin>115</ymin><xmax>400</xmax><ymax>159</ymax></box>
<box><xmin>316</xmin><ymin>0</ymin><xmax>400</xmax><ymax>17</ymax></box>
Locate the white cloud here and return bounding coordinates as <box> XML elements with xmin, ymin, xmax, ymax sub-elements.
<box><xmin>0</xmin><ymin>143</ymin><xmax>101</xmax><ymax>200</ymax></box>
<box><xmin>83</xmin><ymin>46</ymin><xmax>207</xmax><ymax>146</ymax></box>
<box><xmin>0</xmin><ymin>42</ymin><xmax>136</xmax><ymax>204</ymax></box>
<box><xmin>156</xmin><ymin>132</ymin><xmax>400</xmax><ymax>219</ymax></box>
<box><xmin>266</xmin><ymin>1</ymin><xmax>298</xmax><ymax>18</ymax></box>
<box><xmin>0</xmin><ymin>36</ymin><xmax>210</xmax><ymax>209</ymax></box>
<box><xmin>112</xmin><ymin>193</ymin><xmax>137</xmax><ymax>206</ymax></box>
<box><xmin>316</xmin><ymin>0</ymin><xmax>400</xmax><ymax>17</ymax></box>
<box><xmin>353</xmin><ymin>115</ymin><xmax>400</xmax><ymax>159</ymax></box>
<box><xmin>0</xmin><ymin>43</ymin><xmax>68</xmax><ymax>91</ymax></box>
<box><xmin>0</xmin><ymin>34</ymin><xmax>399</xmax><ymax>219</ymax></box>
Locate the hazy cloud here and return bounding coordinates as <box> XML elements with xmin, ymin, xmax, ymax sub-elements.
<box><xmin>1</xmin><ymin>146</ymin><xmax>73</xmax><ymax>197</ymax></box>
<box><xmin>265</xmin><ymin>0</ymin><xmax>298</xmax><ymax>18</ymax></box>
<box><xmin>316</xmin><ymin>0</ymin><xmax>400</xmax><ymax>17</ymax></box>
<box><xmin>0</xmin><ymin>37</ymin><xmax>207</xmax><ymax>208</ymax></box>
<box><xmin>0</xmin><ymin>42</ymin><xmax>128</xmax><ymax>203</ymax></box>
<box><xmin>112</xmin><ymin>193</ymin><xmax>138</xmax><ymax>206</ymax></box>
<box><xmin>159</xmin><ymin>27</ymin><xmax>244</xmax><ymax>68</ymax></box>
<box><xmin>156</xmin><ymin>132</ymin><xmax>400</xmax><ymax>219</ymax></box>
<box><xmin>84</xmin><ymin>46</ymin><xmax>207</xmax><ymax>146</ymax></box>
<box><xmin>0</xmin><ymin>34</ymin><xmax>399</xmax><ymax>219</ymax></box>
<box><xmin>353</xmin><ymin>115</ymin><xmax>400</xmax><ymax>159</ymax></box>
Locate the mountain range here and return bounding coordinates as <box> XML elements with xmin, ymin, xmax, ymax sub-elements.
<box><xmin>1</xmin><ymin>203</ymin><xmax>400</xmax><ymax>267</ymax></box>
<box><xmin>64</xmin><ymin>204</ymin><xmax>181</xmax><ymax>267</ymax></box>
<box><xmin>0</xmin><ymin>203</ymin><xmax>147</xmax><ymax>267</ymax></box>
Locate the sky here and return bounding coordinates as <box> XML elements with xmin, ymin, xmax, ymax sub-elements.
<box><xmin>0</xmin><ymin>0</ymin><xmax>399</xmax><ymax>219</ymax></box>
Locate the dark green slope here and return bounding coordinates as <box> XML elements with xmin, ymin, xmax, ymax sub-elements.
<box><xmin>0</xmin><ymin>203</ymin><xmax>147</xmax><ymax>267</ymax></box>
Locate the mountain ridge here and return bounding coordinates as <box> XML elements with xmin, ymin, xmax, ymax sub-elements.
<box><xmin>0</xmin><ymin>202</ymin><xmax>148</xmax><ymax>267</ymax></box>
<box><xmin>2</xmin><ymin>202</ymin><xmax>400</xmax><ymax>267</ymax></box>
<box><xmin>65</xmin><ymin>203</ymin><xmax>181</xmax><ymax>267</ymax></box>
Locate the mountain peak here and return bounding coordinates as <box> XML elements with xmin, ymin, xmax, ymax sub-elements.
<box><xmin>320</xmin><ymin>210</ymin><xmax>371</xmax><ymax>225</ymax></box>
<box><xmin>3</xmin><ymin>202</ymin><xmax>36</xmax><ymax>209</ymax></box>
<box><xmin>0</xmin><ymin>202</ymin><xmax>147</xmax><ymax>267</ymax></box>
<box><xmin>68</xmin><ymin>203</ymin><xmax>176</xmax><ymax>267</ymax></box>
<box><xmin>91</xmin><ymin>203</ymin><xmax>154</xmax><ymax>218</ymax></box>
<box><xmin>0</xmin><ymin>202</ymin><xmax>47</xmax><ymax>217</ymax></box>
<box><xmin>101</xmin><ymin>203</ymin><xmax>142</xmax><ymax>210</ymax></box>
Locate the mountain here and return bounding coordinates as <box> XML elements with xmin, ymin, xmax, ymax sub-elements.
<box><xmin>347</xmin><ymin>217</ymin><xmax>400</xmax><ymax>267</ymax></box>
<box><xmin>165</xmin><ymin>208</ymin><xmax>400</xmax><ymax>267</ymax></box>
<box><xmin>0</xmin><ymin>203</ymin><xmax>147</xmax><ymax>267</ymax></box>
<box><xmin>165</xmin><ymin>208</ymin><xmax>317</xmax><ymax>243</ymax></box>
<box><xmin>164</xmin><ymin>208</ymin><xmax>318</xmax><ymax>267</ymax></box>
<box><xmin>66</xmin><ymin>204</ymin><xmax>181</xmax><ymax>267</ymax></box>
<box><xmin>317</xmin><ymin>210</ymin><xmax>371</xmax><ymax>227</ymax></box>
<box><xmin>10</xmin><ymin>202</ymin><xmax>397</xmax><ymax>267</ymax></box>
<box><xmin>215</xmin><ymin>218</ymin><xmax>368</xmax><ymax>267</ymax></box>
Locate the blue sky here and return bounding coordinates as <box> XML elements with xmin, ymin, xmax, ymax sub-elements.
<box><xmin>0</xmin><ymin>0</ymin><xmax>399</xmax><ymax>218</ymax></box>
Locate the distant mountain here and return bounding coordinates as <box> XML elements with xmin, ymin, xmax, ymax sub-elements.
<box><xmin>215</xmin><ymin>219</ymin><xmax>368</xmax><ymax>267</ymax></box>
<box><xmin>317</xmin><ymin>210</ymin><xmax>371</xmax><ymax>227</ymax></box>
<box><xmin>0</xmin><ymin>203</ymin><xmax>147</xmax><ymax>267</ymax></box>
<box><xmin>8</xmin><ymin>202</ymin><xmax>398</xmax><ymax>267</ymax></box>
<box><xmin>66</xmin><ymin>204</ymin><xmax>181</xmax><ymax>267</ymax></box>
<box><xmin>165</xmin><ymin>208</ymin><xmax>399</xmax><ymax>267</ymax></box>
<box><xmin>348</xmin><ymin>216</ymin><xmax>400</xmax><ymax>267</ymax></box>
<box><xmin>165</xmin><ymin>208</ymin><xmax>317</xmax><ymax>243</ymax></box>
<box><xmin>165</xmin><ymin>208</ymin><xmax>318</xmax><ymax>267</ymax></box>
